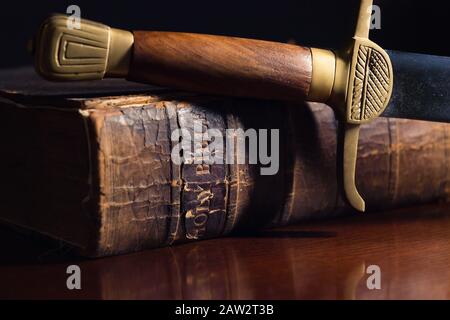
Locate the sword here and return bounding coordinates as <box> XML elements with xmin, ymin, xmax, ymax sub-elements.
<box><xmin>31</xmin><ymin>0</ymin><xmax>442</xmax><ymax>212</ymax></box>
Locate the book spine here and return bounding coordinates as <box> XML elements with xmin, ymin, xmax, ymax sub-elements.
<box><xmin>84</xmin><ymin>99</ymin><xmax>450</xmax><ymax>256</ymax></box>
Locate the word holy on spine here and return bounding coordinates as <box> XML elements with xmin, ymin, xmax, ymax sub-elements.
<box><xmin>171</xmin><ymin>120</ymin><xmax>279</xmax><ymax>176</ymax></box>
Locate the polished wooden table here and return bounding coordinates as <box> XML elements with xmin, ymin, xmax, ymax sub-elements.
<box><xmin>0</xmin><ymin>204</ymin><xmax>449</xmax><ymax>300</ymax></box>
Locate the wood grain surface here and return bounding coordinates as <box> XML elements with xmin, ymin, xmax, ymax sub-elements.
<box><xmin>129</xmin><ymin>32</ymin><xmax>312</xmax><ymax>101</ymax></box>
<box><xmin>1</xmin><ymin>204</ymin><xmax>449</xmax><ymax>299</ymax></box>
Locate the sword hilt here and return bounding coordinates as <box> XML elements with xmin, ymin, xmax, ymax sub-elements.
<box><xmin>31</xmin><ymin>0</ymin><xmax>393</xmax><ymax>212</ymax></box>
<box><xmin>33</xmin><ymin>14</ymin><xmax>314</xmax><ymax>101</ymax></box>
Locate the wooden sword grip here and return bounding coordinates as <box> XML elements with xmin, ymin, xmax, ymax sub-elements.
<box><xmin>128</xmin><ymin>31</ymin><xmax>313</xmax><ymax>101</ymax></box>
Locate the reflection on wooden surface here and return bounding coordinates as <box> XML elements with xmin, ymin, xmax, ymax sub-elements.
<box><xmin>0</xmin><ymin>204</ymin><xmax>450</xmax><ymax>299</ymax></box>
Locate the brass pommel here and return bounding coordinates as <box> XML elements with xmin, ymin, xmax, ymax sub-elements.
<box><xmin>34</xmin><ymin>14</ymin><xmax>133</xmax><ymax>81</ymax></box>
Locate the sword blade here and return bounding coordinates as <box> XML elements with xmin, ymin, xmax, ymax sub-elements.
<box><xmin>382</xmin><ymin>50</ymin><xmax>450</xmax><ymax>123</ymax></box>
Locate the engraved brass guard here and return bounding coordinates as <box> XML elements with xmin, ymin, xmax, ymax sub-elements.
<box><xmin>309</xmin><ymin>0</ymin><xmax>394</xmax><ymax>211</ymax></box>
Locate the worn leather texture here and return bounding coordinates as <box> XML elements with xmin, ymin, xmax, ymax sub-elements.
<box><xmin>1</xmin><ymin>68</ymin><xmax>450</xmax><ymax>257</ymax></box>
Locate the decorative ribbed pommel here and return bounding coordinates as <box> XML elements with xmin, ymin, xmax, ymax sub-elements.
<box><xmin>34</xmin><ymin>14</ymin><xmax>133</xmax><ymax>81</ymax></box>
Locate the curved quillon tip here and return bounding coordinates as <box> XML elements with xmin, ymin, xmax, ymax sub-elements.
<box><xmin>343</xmin><ymin>123</ymin><xmax>366</xmax><ymax>212</ymax></box>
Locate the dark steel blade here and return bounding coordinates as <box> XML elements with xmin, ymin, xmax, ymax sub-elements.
<box><xmin>382</xmin><ymin>50</ymin><xmax>450</xmax><ymax>123</ymax></box>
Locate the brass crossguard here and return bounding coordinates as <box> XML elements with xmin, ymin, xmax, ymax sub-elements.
<box><xmin>31</xmin><ymin>0</ymin><xmax>393</xmax><ymax>212</ymax></box>
<box><xmin>307</xmin><ymin>0</ymin><xmax>393</xmax><ymax>211</ymax></box>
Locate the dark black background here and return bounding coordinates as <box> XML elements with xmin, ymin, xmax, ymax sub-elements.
<box><xmin>0</xmin><ymin>0</ymin><xmax>449</xmax><ymax>69</ymax></box>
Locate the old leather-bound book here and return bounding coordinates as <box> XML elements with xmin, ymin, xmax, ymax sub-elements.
<box><xmin>1</xmin><ymin>68</ymin><xmax>449</xmax><ymax>257</ymax></box>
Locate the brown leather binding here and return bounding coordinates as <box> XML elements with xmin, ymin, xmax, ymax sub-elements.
<box><xmin>1</xmin><ymin>69</ymin><xmax>450</xmax><ymax>257</ymax></box>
